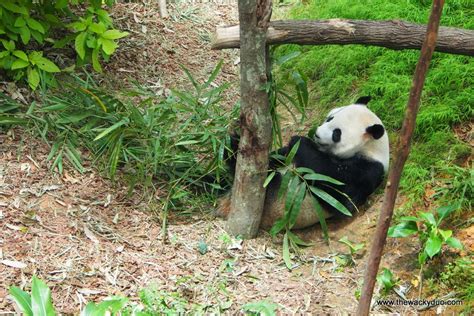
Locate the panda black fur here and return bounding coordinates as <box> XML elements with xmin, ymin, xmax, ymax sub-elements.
<box><xmin>218</xmin><ymin>96</ymin><xmax>389</xmax><ymax>230</ymax></box>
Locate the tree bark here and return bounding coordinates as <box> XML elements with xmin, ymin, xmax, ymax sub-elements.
<box><xmin>357</xmin><ymin>1</ymin><xmax>445</xmax><ymax>315</ymax></box>
<box><xmin>212</xmin><ymin>19</ymin><xmax>474</xmax><ymax>56</ymax></box>
<box><xmin>225</xmin><ymin>0</ymin><xmax>273</xmax><ymax>239</ymax></box>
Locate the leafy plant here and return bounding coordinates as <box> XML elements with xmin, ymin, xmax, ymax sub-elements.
<box><xmin>376</xmin><ymin>268</ymin><xmax>398</xmax><ymax>296</ymax></box>
<box><xmin>337</xmin><ymin>236</ymin><xmax>364</xmax><ymax>266</ymax></box>
<box><xmin>81</xmin><ymin>297</ymin><xmax>129</xmax><ymax>316</ymax></box>
<box><xmin>388</xmin><ymin>204</ymin><xmax>464</xmax><ymax>296</ymax></box>
<box><xmin>266</xmin><ymin>140</ymin><xmax>354</xmax><ymax>269</ymax></box>
<box><xmin>388</xmin><ymin>204</ymin><xmax>463</xmax><ymax>265</ymax></box>
<box><xmin>0</xmin><ymin>0</ymin><xmax>127</xmax><ymax>90</ymax></box>
<box><xmin>242</xmin><ymin>300</ymin><xmax>279</xmax><ymax>316</ymax></box>
<box><xmin>267</xmin><ymin>49</ymin><xmax>309</xmax><ymax>147</ymax></box>
<box><xmin>9</xmin><ymin>276</ymin><xmax>56</xmax><ymax>316</ymax></box>
<box><xmin>1</xmin><ymin>62</ymin><xmax>236</xmax><ymax>210</ymax></box>
<box><xmin>338</xmin><ymin>236</ymin><xmax>364</xmax><ymax>257</ymax></box>
<box><xmin>68</xmin><ymin>6</ymin><xmax>128</xmax><ymax>73</ymax></box>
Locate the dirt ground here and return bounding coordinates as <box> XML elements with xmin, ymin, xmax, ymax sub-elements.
<box><xmin>0</xmin><ymin>1</ymin><xmax>472</xmax><ymax>314</ymax></box>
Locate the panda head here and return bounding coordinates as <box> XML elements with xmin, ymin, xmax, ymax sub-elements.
<box><xmin>314</xmin><ymin>96</ymin><xmax>390</xmax><ymax>172</ymax></box>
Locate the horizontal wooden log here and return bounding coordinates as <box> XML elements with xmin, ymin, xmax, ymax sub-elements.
<box><xmin>212</xmin><ymin>19</ymin><xmax>474</xmax><ymax>56</ymax></box>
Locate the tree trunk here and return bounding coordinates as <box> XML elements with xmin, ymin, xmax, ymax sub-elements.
<box><xmin>212</xmin><ymin>19</ymin><xmax>474</xmax><ymax>56</ymax></box>
<box><xmin>225</xmin><ymin>0</ymin><xmax>273</xmax><ymax>239</ymax></box>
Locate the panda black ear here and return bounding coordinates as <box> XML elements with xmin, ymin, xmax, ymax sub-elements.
<box><xmin>355</xmin><ymin>96</ymin><xmax>371</xmax><ymax>105</ymax></box>
<box><xmin>366</xmin><ymin>124</ymin><xmax>385</xmax><ymax>139</ymax></box>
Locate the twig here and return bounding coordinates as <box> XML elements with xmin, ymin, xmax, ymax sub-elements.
<box><xmin>356</xmin><ymin>1</ymin><xmax>445</xmax><ymax>315</ymax></box>
<box><xmin>158</xmin><ymin>0</ymin><xmax>169</xmax><ymax>18</ymax></box>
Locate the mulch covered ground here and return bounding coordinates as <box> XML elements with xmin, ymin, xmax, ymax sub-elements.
<box><xmin>1</xmin><ymin>1</ymin><xmax>471</xmax><ymax>314</ymax></box>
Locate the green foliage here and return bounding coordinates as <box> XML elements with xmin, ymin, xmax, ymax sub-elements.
<box><xmin>81</xmin><ymin>297</ymin><xmax>129</xmax><ymax>316</ymax></box>
<box><xmin>265</xmin><ymin>141</ymin><xmax>354</xmax><ymax>269</ymax></box>
<box><xmin>338</xmin><ymin>236</ymin><xmax>364</xmax><ymax>257</ymax></box>
<box><xmin>388</xmin><ymin>205</ymin><xmax>463</xmax><ymax>265</ymax></box>
<box><xmin>337</xmin><ymin>236</ymin><xmax>364</xmax><ymax>266</ymax></box>
<box><xmin>11</xmin><ymin>277</ymin><xmax>271</xmax><ymax>315</ymax></box>
<box><xmin>0</xmin><ymin>0</ymin><xmax>127</xmax><ymax>90</ymax></box>
<box><xmin>440</xmin><ymin>257</ymin><xmax>474</xmax><ymax>294</ymax></box>
<box><xmin>278</xmin><ymin>0</ymin><xmax>473</xmax><ymax>204</ymax></box>
<box><xmin>376</xmin><ymin>268</ymin><xmax>398</xmax><ymax>296</ymax></box>
<box><xmin>433</xmin><ymin>163</ymin><xmax>473</xmax><ymax>212</ymax></box>
<box><xmin>1</xmin><ymin>63</ymin><xmax>237</xmax><ymax>205</ymax></box>
<box><xmin>9</xmin><ymin>276</ymin><xmax>55</xmax><ymax>316</ymax></box>
<box><xmin>136</xmin><ymin>287</ymin><xmax>192</xmax><ymax>314</ymax></box>
<box><xmin>438</xmin><ymin>257</ymin><xmax>474</xmax><ymax>313</ymax></box>
<box><xmin>268</xmin><ymin>49</ymin><xmax>309</xmax><ymax>147</ymax></box>
<box><xmin>241</xmin><ymin>300</ymin><xmax>279</xmax><ymax>316</ymax></box>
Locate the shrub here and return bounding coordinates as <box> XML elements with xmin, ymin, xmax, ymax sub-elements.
<box><xmin>0</xmin><ymin>0</ymin><xmax>128</xmax><ymax>90</ymax></box>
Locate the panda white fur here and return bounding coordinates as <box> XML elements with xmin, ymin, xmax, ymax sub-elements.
<box><xmin>218</xmin><ymin>96</ymin><xmax>389</xmax><ymax>230</ymax></box>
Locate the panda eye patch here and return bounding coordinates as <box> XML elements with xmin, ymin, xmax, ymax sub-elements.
<box><xmin>332</xmin><ymin>128</ymin><xmax>341</xmax><ymax>143</ymax></box>
<box><xmin>326</xmin><ymin>116</ymin><xmax>334</xmax><ymax>122</ymax></box>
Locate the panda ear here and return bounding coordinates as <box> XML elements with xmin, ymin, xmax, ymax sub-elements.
<box><xmin>366</xmin><ymin>124</ymin><xmax>385</xmax><ymax>139</ymax></box>
<box><xmin>355</xmin><ymin>96</ymin><xmax>371</xmax><ymax>105</ymax></box>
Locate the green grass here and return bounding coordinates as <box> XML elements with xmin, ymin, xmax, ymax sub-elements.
<box><xmin>276</xmin><ymin>0</ymin><xmax>473</xmax><ymax>209</ymax></box>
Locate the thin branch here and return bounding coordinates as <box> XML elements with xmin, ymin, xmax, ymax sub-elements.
<box><xmin>356</xmin><ymin>1</ymin><xmax>445</xmax><ymax>315</ymax></box>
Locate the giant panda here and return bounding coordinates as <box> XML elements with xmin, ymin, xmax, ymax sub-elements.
<box><xmin>218</xmin><ymin>96</ymin><xmax>390</xmax><ymax>230</ymax></box>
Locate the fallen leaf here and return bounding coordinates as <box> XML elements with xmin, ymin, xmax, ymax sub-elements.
<box><xmin>83</xmin><ymin>225</ymin><xmax>99</xmax><ymax>244</ymax></box>
<box><xmin>1</xmin><ymin>259</ymin><xmax>27</xmax><ymax>269</ymax></box>
<box><xmin>6</xmin><ymin>223</ymin><xmax>22</xmax><ymax>231</ymax></box>
<box><xmin>77</xmin><ymin>288</ymin><xmax>102</xmax><ymax>295</ymax></box>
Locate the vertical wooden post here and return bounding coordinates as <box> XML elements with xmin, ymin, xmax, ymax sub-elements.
<box><xmin>225</xmin><ymin>0</ymin><xmax>273</xmax><ymax>238</ymax></box>
<box><xmin>357</xmin><ymin>0</ymin><xmax>445</xmax><ymax>314</ymax></box>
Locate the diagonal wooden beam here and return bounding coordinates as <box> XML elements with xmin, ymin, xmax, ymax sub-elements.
<box><xmin>357</xmin><ymin>0</ymin><xmax>445</xmax><ymax>314</ymax></box>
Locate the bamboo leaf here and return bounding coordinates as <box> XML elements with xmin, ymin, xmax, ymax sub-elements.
<box><xmin>283</xmin><ymin>232</ymin><xmax>293</xmax><ymax>270</ymax></box>
<box><xmin>31</xmin><ymin>276</ymin><xmax>56</xmax><ymax>316</ymax></box>
<box><xmin>9</xmin><ymin>286</ymin><xmax>33</xmax><ymax>316</ymax></box>
<box><xmin>277</xmin><ymin>172</ymin><xmax>291</xmax><ymax>200</ymax></box>
<box><xmin>288</xmin><ymin>182</ymin><xmax>306</xmax><ymax>227</ymax></box>
<box><xmin>309</xmin><ymin>186</ymin><xmax>352</xmax><ymax>216</ymax></box>
<box><xmin>284</xmin><ymin>176</ymin><xmax>300</xmax><ymax>216</ymax></box>
<box><xmin>263</xmin><ymin>171</ymin><xmax>276</xmax><ymax>188</ymax></box>
<box><xmin>269</xmin><ymin>217</ymin><xmax>287</xmax><ymax>237</ymax></box>
<box><xmin>303</xmin><ymin>173</ymin><xmax>344</xmax><ymax>185</ymax></box>
<box><xmin>312</xmin><ymin>197</ymin><xmax>329</xmax><ymax>242</ymax></box>
<box><xmin>94</xmin><ymin>119</ymin><xmax>128</xmax><ymax>141</ymax></box>
<box><xmin>202</xmin><ymin>60</ymin><xmax>223</xmax><ymax>90</ymax></box>
<box><xmin>287</xmin><ymin>230</ymin><xmax>313</xmax><ymax>247</ymax></box>
<box><xmin>284</xmin><ymin>140</ymin><xmax>300</xmax><ymax>165</ymax></box>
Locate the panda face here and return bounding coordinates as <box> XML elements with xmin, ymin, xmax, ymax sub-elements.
<box><xmin>314</xmin><ymin>104</ymin><xmax>389</xmax><ymax>171</ymax></box>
